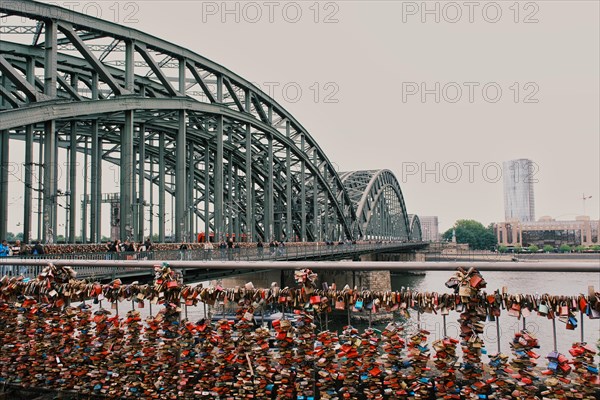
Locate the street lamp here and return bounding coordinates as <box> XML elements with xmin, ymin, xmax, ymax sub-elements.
<box><xmin>582</xmin><ymin>194</ymin><xmax>592</xmax><ymax>216</ymax></box>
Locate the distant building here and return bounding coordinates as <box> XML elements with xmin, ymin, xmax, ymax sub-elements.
<box><xmin>495</xmin><ymin>216</ymin><xmax>599</xmax><ymax>248</ymax></box>
<box><xmin>418</xmin><ymin>216</ymin><xmax>440</xmax><ymax>242</ymax></box>
<box><xmin>503</xmin><ymin>159</ymin><xmax>535</xmax><ymax>222</ymax></box>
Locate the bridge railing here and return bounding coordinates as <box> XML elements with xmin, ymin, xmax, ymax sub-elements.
<box><xmin>0</xmin><ymin>241</ymin><xmax>423</xmax><ymax>279</ymax></box>
<box><xmin>0</xmin><ymin>262</ymin><xmax>598</xmax><ymax>399</ymax></box>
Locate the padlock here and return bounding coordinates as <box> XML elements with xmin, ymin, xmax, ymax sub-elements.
<box><xmin>445</xmin><ymin>277</ymin><xmax>460</xmax><ymax>289</ymax></box>
<box><xmin>167</xmin><ymin>280</ymin><xmax>178</xmax><ymax>288</ymax></box>
<box><xmin>538</xmin><ymin>303</ymin><xmax>549</xmax><ymax>316</ymax></box>
<box><xmin>566</xmin><ymin>320</ymin><xmax>575</xmax><ymax>330</ymax></box>
<box><xmin>578</xmin><ymin>296</ymin><xmax>587</xmax><ymax>312</ymax></box>
<box><xmin>469</xmin><ymin>274</ymin><xmax>483</xmax><ymax>288</ymax></box>
<box><xmin>280</xmin><ymin>319</ymin><xmax>291</xmax><ymax>329</ymax></box>
<box><xmin>310</xmin><ymin>295</ymin><xmax>321</xmax><ymax>305</ymax></box>
<box><xmin>508</xmin><ymin>302</ymin><xmax>520</xmax><ymax>317</ymax></box>
<box><xmin>587</xmin><ymin>304</ymin><xmax>600</xmax><ymax>319</ymax></box>
<box><xmin>458</xmin><ymin>285</ymin><xmax>472</xmax><ymax>297</ymax></box>
<box><xmin>335</xmin><ymin>296</ymin><xmax>345</xmax><ymax>310</ymax></box>
<box><xmin>355</xmin><ymin>298</ymin><xmax>364</xmax><ymax>309</ymax></box>
<box><xmin>559</xmin><ymin>302</ymin><xmax>568</xmax><ymax>316</ymax></box>
<box><xmin>547</xmin><ymin>350</ymin><xmax>559</xmax><ymax>359</ymax></box>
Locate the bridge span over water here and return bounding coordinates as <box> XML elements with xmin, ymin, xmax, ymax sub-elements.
<box><xmin>0</xmin><ymin>0</ymin><xmax>421</xmax><ymax>246</ymax></box>
<box><xmin>1</xmin><ymin>241</ymin><xmax>428</xmax><ymax>282</ymax></box>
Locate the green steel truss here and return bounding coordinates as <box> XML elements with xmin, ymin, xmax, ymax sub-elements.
<box><xmin>0</xmin><ymin>0</ymin><xmax>422</xmax><ymax>244</ymax></box>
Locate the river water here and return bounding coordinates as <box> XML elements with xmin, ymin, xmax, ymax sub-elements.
<box><xmin>389</xmin><ymin>271</ymin><xmax>600</xmax><ymax>359</ymax></box>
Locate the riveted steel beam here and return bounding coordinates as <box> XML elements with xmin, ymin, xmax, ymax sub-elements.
<box><xmin>57</xmin><ymin>22</ymin><xmax>129</xmax><ymax>96</ymax></box>
<box><xmin>135</xmin><ymin>43</ymin><xmax>177</xmax><ymax>97</ymax></box>
<box><xmin>0</xmin><ymin>55</ymin><xmax>46</xmax><ymax>102</ymax></box>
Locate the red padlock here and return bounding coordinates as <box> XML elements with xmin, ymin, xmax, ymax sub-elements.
<box><xmin>167</xmin><ymin>280</ymin><xmax>178</xmax><ymax>288</ymax></box>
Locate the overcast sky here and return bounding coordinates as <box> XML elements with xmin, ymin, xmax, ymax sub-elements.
<box><xmin>7</xmin><ymin>0</ymin><xmax>600</xmax><ymax>235</ymax></box>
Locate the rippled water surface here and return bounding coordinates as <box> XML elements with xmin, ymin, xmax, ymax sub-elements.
<box><xmin>389</xmin><ymin>271</ymin><xmax>600</xmax><ymax>357</ymax></box>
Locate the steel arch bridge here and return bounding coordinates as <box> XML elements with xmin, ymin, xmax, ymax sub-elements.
<box><xmin>408</xmin><ymin>215</ymin><xmax>423</xmax><ymax>242</ymax></box>
<box><xmin>0</xmin><ymin>0</ymin><xmax>422</xmax><ymax>244</ymax></box>
<box><xmin>339</xmin><ymin>170</ymin><xmax>412</xmax><ymax>241</ymax></box>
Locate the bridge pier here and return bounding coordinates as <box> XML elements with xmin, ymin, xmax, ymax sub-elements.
<box><xmin>369</xmin><ymin>252</ymin><xmax>426</xmax><ymax>262</ymax></box>
<box><xmin>305</xmin><ymin>252</ymin><xmax>426</xmax><ymax>293</ymax></box>
<box><xmin>217</xmin><ymin>270</ymin><xmax>282</xmax><ymax>290</ymax></box>
<box><xmin>215</xmin><ymin>267</ymin><xmax>394</xmax><ymax>294</ymax></box>
<box><xmin>212</xmin><ymin>250</ymin><xmax>426</xmax><ymax>292</ymax></box>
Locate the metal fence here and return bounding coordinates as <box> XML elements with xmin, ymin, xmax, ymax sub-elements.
<box><xmin>0</xmin><ymin>242</ymin><xmax>423</xmax><ymax>280</ymax></box>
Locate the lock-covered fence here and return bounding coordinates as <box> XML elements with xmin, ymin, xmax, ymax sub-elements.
<box><xmin>0</xmin><ymin>263</ymin><xmax>599</xmax><ymax>399</ymax></box>
<box><xmin>0</xmin><ymin>241</ymin><xmax>424</xmax><ymax>281</ymax></box>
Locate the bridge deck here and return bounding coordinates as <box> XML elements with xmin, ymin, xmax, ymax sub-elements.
<box><xmin>1</xmin><ymin>242</ymin><xmax>427</xmax><ymax>282</ymax></box>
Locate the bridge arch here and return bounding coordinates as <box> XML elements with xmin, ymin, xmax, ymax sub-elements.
<box><xmin>0</xmin><ymin>1</ymin><xmax>422</xmax><ymax>245</ymax></box>
<box><xmin>0</xmin><ymin>0</ymin><xmax>360</xmax><ymax>243</ymax></box>
<box><xmin>408</xmin><ymin>214</ymin><xmax>423</xmax><ymax>241</ymax></box>
<box><xmin>340</xmin><ymin>170</ymin><xmax>411</xmax><ymax>241</ymax></box>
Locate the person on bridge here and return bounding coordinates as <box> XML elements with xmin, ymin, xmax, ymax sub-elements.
<box><xmin>179</xmin><ymin>242</ymin><xmax>189</xmax><ymax>260</ymax></box>
<box><xmin>111</xmin><ymin>240</ymin><xmax>120</xmax><ymax>252</ymax></box>
<box><xmin>10</xmin><ymin>240</ymin><xmax>27</xmax><ymax>275</ymax></box>
<box><xmin>11</xmin><ymin>240</ymin><xmax>21</xmax><ymax>256</ymax></box>
<box><xmin>204</xmin><ymin>241</ymin><xmax>213</xmax><ymax>260</ymax></box>
<box><xmin>121</xmin><ymin>240</ymin><xmax>135</xmax><ymax>253</ymax></box>
<box><xmin>137</xmin><ymin>241</ymin><xmax>149</xmax><ymax>260</ymax></box>
<box><xmin>144</xmin><ymin>237</ymin><xmax>153</xmax><ymax>251</ymax></box>
<box><xmin>32</xmin><ymin>241</ymin><xmax>45</xmax><ymax>256</ymax></box>
<box><xmin>0</xmin><ymin>240</ymin><xmax>9</xmax><ymax>258</ymax></box>
<box><xmin>0</xmin><ymin>240</ymin><xmax>11</xmax><ymax>276</ymax></box>
<box><xmin>227</xmin><ymin>238</ymin><xmax>234</xmax><ymax>261</ymax></box>
<box><xmin>123</xmin><ymin>241</ymin><xmax>136</xmax><ymax>259</ymax></box>
<box><xmin>257</xmin><ymin>240</ymin><xmax>264</xmax><ymax>259</ymax></box>
<box><xmin>219</xmin><ymin>241</ymin><xmax>227</xmax><ymax>260</ymax></box>
<box><xmin>107</xmin><ymin>240</ymin><xmax>119</xmax><ymax>260</ymax></box>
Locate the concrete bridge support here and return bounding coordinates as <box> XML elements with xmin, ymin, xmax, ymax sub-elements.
<box><xmin>370</xmin><ymin>252</ymin><xmax>426</xmax><ymax>262</ymax></box>
<box><xmin>217</xmin><ymin>268</ymin><xmax>393</xmax><ymax>293</ymax></box>
<box><xmin>216</xmin><ymin>252</ymin><xmax>425</xmax><ymax>292</ymax></box>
